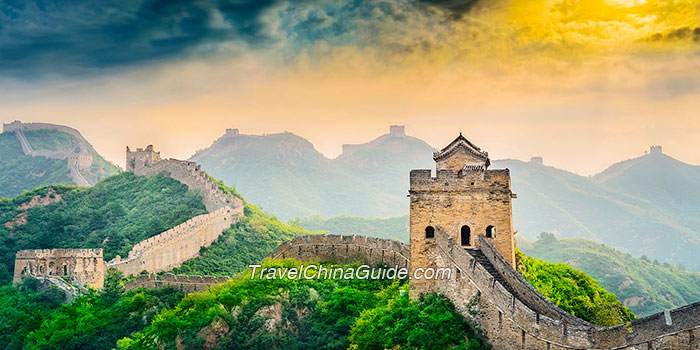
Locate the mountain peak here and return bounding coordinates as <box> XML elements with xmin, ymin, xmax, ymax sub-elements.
<box><xmin>592</xmin><ymin>145</ymin><xmax>681</xmax><ymax>184</ymax></box>
<box><xmin>338</xmin><ymin>125</ymin><xmax>432</xmax><ymax>158</ymax></box>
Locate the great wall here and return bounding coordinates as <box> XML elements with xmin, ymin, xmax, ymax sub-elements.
<box><xmin>14</xmin><ymin>144</ymin><xmax>244</xmax><ymax>289</ymax></box>
<box><xmin>268</xmin><ymin>234</ymin><xmax>410</xmax><ymax>268</ymax></box>
<box><xmin>265</xmin><ymin>134</ymin><xmax>700</xmax><ymax>349</ymax></box>
<box><xmin>2</xmin><ymin>120</ymin><xmax>94</xmax><ymax>186</ymax></box>
<box><xmin>10</xmin><ymin>132</ymin><xmax>700</xmax><ymax>349</ymax></box>
<box><xmin>107</xmin><ymin>145</ymin><xmax>244</xmax><ymax>275</ymax></box>
<box><xmin>124</xmin><ymin>273</ymin><xmax>231</xmax><ymax>294</ymax></box>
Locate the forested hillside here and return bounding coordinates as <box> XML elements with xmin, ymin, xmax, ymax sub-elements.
<box><xmin>516</xmin><ymin>249</ymin><xmax>634</xmax><ymax>326</ymax></box>
<box><xmin>521</xmin><ymin>233</ymin><xmax>700</xmax><ymax>317</ymax></box>
<box><xmin>0</xmin><ymin>174</ymin><xmax>643</xmax><ymax>349</ymax></box>
<box><xmin>0</xmin><ymin>132</ymin><xmax>72</xmax><ymax>196</ymax></box>
<box><xmin>0</xmin><ymin>173</ymin><xmax>207</xmax><ymax>285</ymax></box>
<box><xmin>0</xmin><ymin>128</ymin><xmax>119</xmax><ymax>197</ymax></box>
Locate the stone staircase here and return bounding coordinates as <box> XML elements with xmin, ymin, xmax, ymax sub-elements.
<box><xmin>465</xmin><ymin>248</ymin><xmax>518</xmax><ymax>297</ymax></box>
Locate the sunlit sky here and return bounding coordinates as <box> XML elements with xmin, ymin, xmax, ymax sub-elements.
<box><xmin>1</xmin><ymin>0</ymin><xmax>698</xmax><ymax>175</ymax></box>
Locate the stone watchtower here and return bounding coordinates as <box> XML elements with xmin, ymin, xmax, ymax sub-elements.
<box><xmin>125</xmin><ymin>145</ymin><xmax>161</xmax><ymax>173</ymax></box>
<box><xmin>409</xmin><ymin>134</ymin><xmax>516</xmax><ymax>296</ymax></box>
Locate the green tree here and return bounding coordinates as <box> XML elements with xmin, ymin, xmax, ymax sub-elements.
<box><xmin>103</xmin><ymin>268</ymin><xmax>126</xmax><ymax>302</ymax></box>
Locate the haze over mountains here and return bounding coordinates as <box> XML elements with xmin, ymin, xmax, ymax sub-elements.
<box><xmin>2</xmin><ymin>121</ymin><xmax>698</xmax><ymax>272</ymax></box>
<box><xmin>190</xmin><ymin>126</ymin><xmax>700</xmax><ymax>272</ymax></box>
<box><xmin>189</xmin><ymin>126</ymin><xmax>434</xmax><ymax>219</ymax></box>
<box><xmin>2</xmin><ymin>121</ymin><xmax>700</xmax><ymax>317</ymax></box>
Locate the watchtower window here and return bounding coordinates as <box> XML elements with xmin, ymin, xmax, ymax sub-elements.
<box><xmin>486</xmin><ymin>225</ymin><xmax>496</xmax><ymax>238</ymax></box>
<box><xmin>461</xmin><ymin>225</ymin><xmax>471</xmax><ymax>246</ymax></box>
<box><xmin>63</xmin><ymin>265</ymin><xmax>68</xmax><ymax>276</ymax></box>
<box><xmin>425</xmin><ymin>226</ymin><xmax>435</xmax><ymax>239</ymax></box>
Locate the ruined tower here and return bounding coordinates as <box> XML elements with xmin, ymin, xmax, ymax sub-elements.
<box><xmin>14</xmin><ymin>249</ymin><xmax>105</xmax><ymax>289</ymax></box>
<box><xmin>409</xmin><ymin>134</ymin><xmax>516</xmax><ymax>295</ymax></box>
<box><xmin>125</xmin><ymin>145</ymin><xmax>161</xmax><ymax>173</ymax></box>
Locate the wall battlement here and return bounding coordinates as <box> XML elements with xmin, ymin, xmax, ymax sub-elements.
<box><xmin>431</xmin><ymin>228</ymin><xmax>700</xmax><ymax>349</ymax></box>
<box><xmin>410</xmin><ymin>169</ymin><xmax>512</xmax><ymax>191</ymax></box>
<box><xmin>269</xmin><ymin>229</ymin><xmax>700</xmax><ymax>349</ymax></box>
<box><xmin>107</xmin><ymin>205</ymin><xmax>241</xmax><ymax>276</ymax></box>
<box><xmin>126</xmin><ymin>148</ymin><xmax>239</xmax><ymax>212</ymax></box>
<box><xmin>267</xmin><ymin>134</ymin><xmax>700</xmax><ymax>349</ymax></box>
<box><xmin>268</xmin><ymin>234</ymin><xmax>410</xmax><ymax>268</ymax></box>
<box><xmin>124</xmin><ymin>273</ymin><xmax>230</xmax><ymax>294</ymax></box>
<box><xmin>2</xmin><ymin>120</ymin><xmax>87</xmax><ymax>140</ymax></box>
<box><xmin>115</xmin><ymin>145</ymin><xmax>245</xmax><ymax>277</ymax></box>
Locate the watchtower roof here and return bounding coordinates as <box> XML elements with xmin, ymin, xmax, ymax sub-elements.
<box><xmin>433</xmin><ymin>133</ymin><xmax>490</xmax><ymax>168</ymax></box>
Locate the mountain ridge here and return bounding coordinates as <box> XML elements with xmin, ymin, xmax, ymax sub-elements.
<box><xmin>0</xmin><ymin>121</ymin><xmax>119</xmax><ymax>197</ymax></box>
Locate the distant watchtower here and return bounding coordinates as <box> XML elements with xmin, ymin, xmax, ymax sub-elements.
<box><xmin>409</xmin><ymin>134</ymin><xmax>516</xmax><ymax>295</ymax></box>
<box><xmin>126</xmin><ymin>145</ymin><xmax>161</xmax><ymax>172</ymax></box>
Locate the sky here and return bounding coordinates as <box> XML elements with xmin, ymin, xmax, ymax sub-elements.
<box><xmin>0</xmin><ymin>0</ymin><xmax>699</xmax><ymax>175</ymax></box>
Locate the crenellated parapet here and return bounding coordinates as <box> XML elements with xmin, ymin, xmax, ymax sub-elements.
<box><xmin>431</xmin><ymin>229</ymin><xmax>700</xmax><ymax>349</ymax></box>
<box><xmin>268</xmin><ymin>234</ymin><xmax>410</xmax><ymax>268</ymax></box>
<box><xmin>111</xmin><ymin>145</ymin><xmax>245</xmax><ymax>277</ymax></box>
<box><xmin>126</xmin><ymin>147</ymin><xmax>239</xmax><ymax>212</ymax></box>
<box><xmin>107</xmin><ymin>206</ymin><xmax>241</xmax><ymax>276</ymax></box>
<box><xmin>124</xmin><ymin>273</ymin><xmax>230</xmax><ymax>294</ymax></box>
<box><xmin>2</xmin><ymin>120</ymin><xmax>87</xmax><ymax>140</ymax></box>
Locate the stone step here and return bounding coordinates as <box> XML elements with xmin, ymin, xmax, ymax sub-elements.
<box><xmin>465</xmin><ymin>248</ymin><xmax>516</xmax><ymax>296</ymax></box>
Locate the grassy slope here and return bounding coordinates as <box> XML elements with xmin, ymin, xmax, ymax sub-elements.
<box><xmin>521</xmin><ymin>235</ymin><xmax>700</xmax><ymax>316</ymax></box>
<box><xmin>0</xmin><ymin>133</ymin><xmax>72</xmax><ymax>197</ymax></box>
<box><xmin>0</xmin><ymin>130</ymin><xmax>120</xmax><ymax>197</ymax></box>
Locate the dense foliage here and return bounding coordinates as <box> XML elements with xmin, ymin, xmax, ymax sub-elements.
<box><xmin>1</xmin><ymin>271</ymin><xmax>184</xmax><ymax>350</ymax></box>
<box><xmin>0</xmin><ymin>173</ymin><xmax>207</xmax><ymax>285</ymax></box>
<box><xmin>120</xmin><ymin>259</ymin><xmax>490</xmax><ymax>350</ymax></box>
<box><xmin>515</xmin><ymin>243</ymin><xmax>635</xmax><ymax>326</ymax></box>
<box><xmin>520</xmin><ymin>233</ymin><xmax>700</xmax><ymax>316</ymax></box>
<box><xmin>293</xmin><ymin>215</ymin><xmax>409</xmax><ymax>242</ymax></box>
<box><xmin>349</xmin><ymin>293</ymin><xmax>487</xmax><ymax>350</ymax></box>
<box><xmin>0</xmin><ymin>129</ymin><xmax>119</xmax><ymax>197</ymax></box>
<box><xmin>0</xmin><ymin>280</ymin><xmax>63</xmax><ymax>349</ymax></box>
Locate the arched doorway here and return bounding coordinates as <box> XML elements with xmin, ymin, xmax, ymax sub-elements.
<box><xmin>486</xmin><ymin>225</ymin><xmax>496</xmax><ymax>238</ymax></box>
<box><xmin>425</xmin><ymin>226</ymin><xmax>435</xmax><ymax>239</ymax></box>
<box><xmin>461</xmin><ymin>225</ymin><xmax>471</xmax><ymax>246</ymax></box>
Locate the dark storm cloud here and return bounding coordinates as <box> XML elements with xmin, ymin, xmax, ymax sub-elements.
<box><xmin>0</xmin><ymin>0</ymin><xmax>285</xmax><ymax>77</ymax></box>
<box><xmin>418</xmin><ymin>0</ymin><xmax>481</xmax><ymax>19</ymax></box>
<box><xmin>0</xmin><ymin>0</ymin><xmax>483</xmax><ymax>78</ymax></box>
